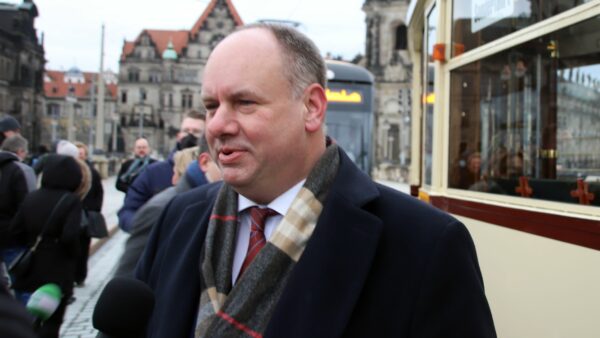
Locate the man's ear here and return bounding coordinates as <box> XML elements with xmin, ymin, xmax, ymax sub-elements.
<box><xmin>303</xmin><ymin>84</ymin><xmax>327</xmax><ymax>132</ymax></box>
<box><xmin>198</xmin><ymin>153</ymin><xmax>211</xmax><ymax>173</ymax></box>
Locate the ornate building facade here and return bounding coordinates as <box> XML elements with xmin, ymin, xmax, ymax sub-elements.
<box><xmin>118</xmin><ymin>0</ymin><xmax>243</xmax><ymax>156</ymax></box>
<box><xmin>43</xmin><ymin>68</ymin><xmax>118</xmax><ymax>151</ymax></box>
<box><xmin>0</xmin><ymin>0</ymin><xmax>44</xmax><ymax>149</ymax></box>
<box><xmin>363</xmin><ymin>0</ymin><xmax>412</xmax><ymax>181</ymax></box>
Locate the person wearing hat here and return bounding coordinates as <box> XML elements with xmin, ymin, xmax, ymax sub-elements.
<box><xmin>0</xmin><ymin>116</ymin><xmax>21</xmax><ymax>145</ymax></box>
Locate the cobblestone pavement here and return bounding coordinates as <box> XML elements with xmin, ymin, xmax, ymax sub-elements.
<box><xmin>60</xmin><ymin>231</ymin><xmax>127</xmax><ymax>337</ymax></box>
<box><xmin>60</xmin><ymin>176</ymin><xmax>127</xmax><ymax>337</ymax></box>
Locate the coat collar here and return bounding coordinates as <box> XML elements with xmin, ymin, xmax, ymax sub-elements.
<box><xmin>265</xmin><ymin>149</ymin><xmax>383</xmax><ymax>337</ymax></box>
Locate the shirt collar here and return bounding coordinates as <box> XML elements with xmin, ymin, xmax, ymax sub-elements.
<box><xmin>238</xmin><ymin>179</ymin><xmax>306</xmax><ymax>216</ymax></box>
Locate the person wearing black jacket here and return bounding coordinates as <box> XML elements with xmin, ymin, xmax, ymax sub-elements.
<box><xmin>0</xmin><ymin>287</ymin><xmax>35</xmax><ymax>338</ymax></box>
<box><xmin>115</xmin><ymin>137</ymin><xmax>156</xmax><ymax>193</ymax></box>
<box><xmin>0</xmin><ymin>150</ymin><xmax>28</xmax><ymax>291</ymax></box>
<box><xmin>73</xmin><ymin>142</ymin><xmax>104</xmax><ymax>286</ymax></box>
<box><xmin>9</xmin><ymin>154</ymin><xmax>87</xmax><ymax>338</ymax></box>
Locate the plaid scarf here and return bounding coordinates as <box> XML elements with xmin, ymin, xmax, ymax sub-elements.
<box><xmin>195</xmin><ymin>144</ymin><xmax>340</xmax><ymax>338</ymax></box>
<box><xmin>119</xmin><ymin>156</ymin><xmax>151</xmax><ymax>184</ymax></box>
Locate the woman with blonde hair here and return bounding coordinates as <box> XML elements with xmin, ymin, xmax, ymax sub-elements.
<box><xmin>72</xmin><ymin>142</ymin><xmax>104</xmax><ymax>287</ymax></box>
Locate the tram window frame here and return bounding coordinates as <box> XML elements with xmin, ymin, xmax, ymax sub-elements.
<box><xmin>451</xmin><ymin>0</ymin><xmax>592</xmax><ymax>57</ymax></box>
<box><xmin>422</xmin><ymin>4</ymin><xmax>439</xmax><ymax>187</ymax></box>
<box><xmin>447</xmin><ymin>13</ymin><xmax>600</xmax><ymax>208</ymax></box>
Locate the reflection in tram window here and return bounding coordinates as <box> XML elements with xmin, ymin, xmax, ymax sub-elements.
<box><xmin>423</xmin><ymin>4</ymin><xmax>438</xmax><ymax>186</ymax></box>
<box><xmin>452</xmin><ymin>0</ymin><xmax>591</xmax><ymax>57</ymax></box>
<box><xmin>448</xmin><ymin>14</ymin><xmax>600</xmax><ymax>206</ymax></box>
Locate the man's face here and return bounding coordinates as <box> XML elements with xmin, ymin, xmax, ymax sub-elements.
<box><xmin>3</xmin><ymin>130</ymin><xmax>17</xmax><ymax>139</ymax></box>
<box><xmin>16</xmin><ymin>148</ymin><xmax>27</xmax><ymax>161</ymax></box>
<box><xmin>134</xmin><ymin>139</ymin><xmax>150</xmax><ymax>157</ymax></box>
<box><xmin>202</xmin><ymin>29</ymin><xmax>312</xmax><ymax>203</ymax></box>
<box><xmin>177</xmin><ymin>117</ymin><xmax>205</xmax><ymax>142</ymax></box>
<box><xmin>77</xmin><ymin>147</ymin><xmax>87</xmax><ymax>160</ymax></box>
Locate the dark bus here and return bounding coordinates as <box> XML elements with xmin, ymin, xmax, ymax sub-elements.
<box><xmin>325</xmin><ymin>60</ymin><xmax>375</xmax><ymax>174</ymax></box>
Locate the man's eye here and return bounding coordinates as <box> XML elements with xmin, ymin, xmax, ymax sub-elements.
<box><xmin>203</xmin><ymin>103</ymin><xmax>218</xmax><ymax>114</ymax></box>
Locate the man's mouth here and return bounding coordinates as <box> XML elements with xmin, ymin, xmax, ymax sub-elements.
<box><xmin>219</xmin><ymin>146</ymin><xmax>245</xmax><ymax>164</ymax></box>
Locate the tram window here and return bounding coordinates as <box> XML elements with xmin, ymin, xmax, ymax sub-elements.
<box><xmin>452</xmin><ymin>0</ymin><xmax>591</xmax><ymax>57</ymax></box>
<box><xmin>423</xmin><ymin>5</ymin><xmax>438</xmax><ymax>186</ymax></box>
<box><xmin>448</xmin><ymin>15</ymin><xmax>600</xmax><ymax>207</ymax></box>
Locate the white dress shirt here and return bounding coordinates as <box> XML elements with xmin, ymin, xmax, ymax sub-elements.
<box><xmin>231</xmin><ymin>180</ymin><xmax>306</xmax><ymax>284</ymax></box>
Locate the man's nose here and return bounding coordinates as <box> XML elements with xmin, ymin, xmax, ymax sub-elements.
<box><xmin>207</xmin><ymin>106</ymin><xmax>238</xmax><ymax>137</ymax></box>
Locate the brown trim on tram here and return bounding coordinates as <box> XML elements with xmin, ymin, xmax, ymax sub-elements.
<box><xmin>410</xmin><ymin>184</ymin><xmax>420</xmax><ymax>197</ymax></box>
<box><xmin>429</xmin><ymin>196</ymin><xmax>600</xmax><ymax>251</ymax></box>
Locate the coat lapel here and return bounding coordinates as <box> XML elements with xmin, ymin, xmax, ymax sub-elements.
<box><xmin>265</xmin><ymin>150</ymin><xmax>383</xmax><ymax>338</ymax></box>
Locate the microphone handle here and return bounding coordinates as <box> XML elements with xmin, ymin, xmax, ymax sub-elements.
<box><xmin>32</xmin><ymin>317</ymin><xmax>42</xmax><ymax>331</ymax></box>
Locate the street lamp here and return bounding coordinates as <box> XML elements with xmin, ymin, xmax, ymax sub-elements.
<box><xmin>138</xmin><ymin>88</ymin><xmax>145</xmax><ymax>138</ymax></box>
<box><xmin>66</xmin><ymin>85</ymin><xmax>77</xmax><ymax>142</ymax></box>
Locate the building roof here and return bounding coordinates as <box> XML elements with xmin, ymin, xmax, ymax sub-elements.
<box><xmin>190</xmin><ymin>0</ymin><xmax>243</xmax><ymax>38</ymax></box>
<box><xmin>120</xmin><ymin>0</ymin><xmax>243</xmax><ymax>62</ymax></box>
<box><xmin>44</xmin><ymin>70</ymin><xmax>118</xmax><ymax>100</ymax></box>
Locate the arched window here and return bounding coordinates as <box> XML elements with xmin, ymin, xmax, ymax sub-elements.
<box><xmin>395</xmin><ymin>24</ymin><xmax>407</xmax><ymax>50</ymax></box>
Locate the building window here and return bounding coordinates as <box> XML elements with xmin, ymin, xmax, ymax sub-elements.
<box><xmin>128</xmin><ymin>69</ymin><xmax>140</xmax><ymax>82</ymax></box>
<box><xmin>452</xmin><ymin>0</ymin><xmax>588</xmax><ymax>57</ymax></box>
<box><xmin>168</xmin><ymin>93</ymin><xmax>173</xmax><ymax>107</ymax></box>
<box><xmin>140</xmin><ymin>88</ymin><xmax>147</xmax><ymax>102</ymax></box>
<box><xmin>121</xmin><ymin>90</ymin><xmax>127</xmax><ymax>103</ymax></box>
<box><xmin>386</xmin><ymin>124</ymin><xmax>400</xmax><ymax>163</ymax></box>
<box><xmin>181</xmin><ymin>92</ymin><xmax>193</xmax><ymax>108</ymax></box>
<box><xmin>46</xmin><ymin>103</ymin><xmax>60</xmax><ymax>117</ymax></box>
<box><xmin>395</xmin><ymin>24</ymin><xmax>407</xmax><ymax>50</ymax></box>
<box><xmin>149</xmin><ymin>72</ymin><xmax>161</xmax><ymax>83</ymax></box>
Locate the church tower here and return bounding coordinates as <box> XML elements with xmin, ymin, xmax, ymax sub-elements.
<box><xmin>363</xmin><ymin>0</ymin><xmax>412</xmax><ymax>181</ymax></box>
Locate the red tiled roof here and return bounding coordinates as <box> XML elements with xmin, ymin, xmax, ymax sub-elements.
<box><xmin>44</xmin><ymin>70</ymin><xmax>118</xmax><ymax>100</ymax></box>
<box><xmin>120</xmin><ymin>0</ymin><xmax>244</xmax><ymax>61</ymax></box>
<box><xmin>146</xmin><ymin>29</ymin><xmax>190</xmax><ymax>55</ymax></box>
<box><xmin>121</xmin><ymin>41</ymin><xmax>135</xmax><ymax>61</ymax></box>
<box><xmin>121</xmin><ymin>29</ymin><xmax>189</xmax><ymax>60</ymax></box>
<box><xmin>190</xmin><ymin>0</ymin><xmax>244</xmax><ymax>38</ymax></box>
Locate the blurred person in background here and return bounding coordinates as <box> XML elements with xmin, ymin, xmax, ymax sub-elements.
<box><xmin>0</xmin><ymin>115</ymin><xmax>21</xmax><ymax>145</ymax></box>
<box><xmin>9</xmin><ymin>155</ymin><xmax>88</xmax><ymax>338</ymax></box>
<box><xmin>115</xmin><ymin>136</ymin><xmax>221</xmax><ymax>277</ymax></box>
<box><xmin>116</xmin><ymin>137</ymin><xmax>156</xmax><ymax>193</ymax></box>
<box><xmin>1</xmin><ymin>135</ymin><xmax>36</xmax><ymax>192</ymax></box>
<box><xmin>73</xmin><ymin>142</ymin><xmax>104</xmax><ymax>287</ymax></box>
<box><xmin>117</xmin><ymin>110</ymin><xmax>205</xmax><ymax>232</ymax></box>
<box><xmin>0</xmin><ymin>136</ymin><xmax>29</xmax><ymax>292</ymax></box>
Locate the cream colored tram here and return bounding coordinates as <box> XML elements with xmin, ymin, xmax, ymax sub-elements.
<box><xmin>406</xmin><ymin>0</ymin><xmax>600</xmax><ymax>337</ymax></box>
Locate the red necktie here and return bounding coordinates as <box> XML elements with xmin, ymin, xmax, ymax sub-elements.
<box><xmin>238</xmin><ymin>207</ymin><xmax>278</xmax><ymax>279</ymax></box>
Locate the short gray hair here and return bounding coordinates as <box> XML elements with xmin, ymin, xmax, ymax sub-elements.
<box><xmin>1</xmin><ymin>134</ymin><xmax>28</xmax><ymax>154</ymax></box>
<box><xmin>237</xmin><ymin>23</ymin><xmax>327</xmax><ymax>99</ymax></box>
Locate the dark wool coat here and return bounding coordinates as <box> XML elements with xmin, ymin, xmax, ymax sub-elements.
<box><xmin>115</xmin><ymin>157</ymin><xmax>157</xmax><ymax>193</ymax></box>
<box><xmin>118</xmin><ymin>156</ymin><xmax>174</xmax><ymax>232</ymax></box>
<box><xmin>82</xmin><ymin>161</ymin><xmax>104</xmax><ymax>212</ymax></box>
<box><xmin>0</xmin><ymin>151</ymin><xmax>28</xmax><ymax>240</ymax></box>
<box><xmin>136</xmin><ymin>149</ymin><xmax>496</xmax><ymax>338</ymax></box>
<box><xmin>10</xmin><ymin>155</ymin><xmax>83</xmax><ymax>294</ymax></box>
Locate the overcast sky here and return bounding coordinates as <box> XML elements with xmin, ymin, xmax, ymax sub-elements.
<box><xmin>19</xmin><ymin>0</ymin><xmax>367</xmax><ymax>73</ymax></box>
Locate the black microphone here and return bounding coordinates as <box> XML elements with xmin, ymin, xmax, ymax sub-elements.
<box><xmin>92</xmin><ymin>277</ymin><xmax>154</xmax><ymax>338</ymax></box>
